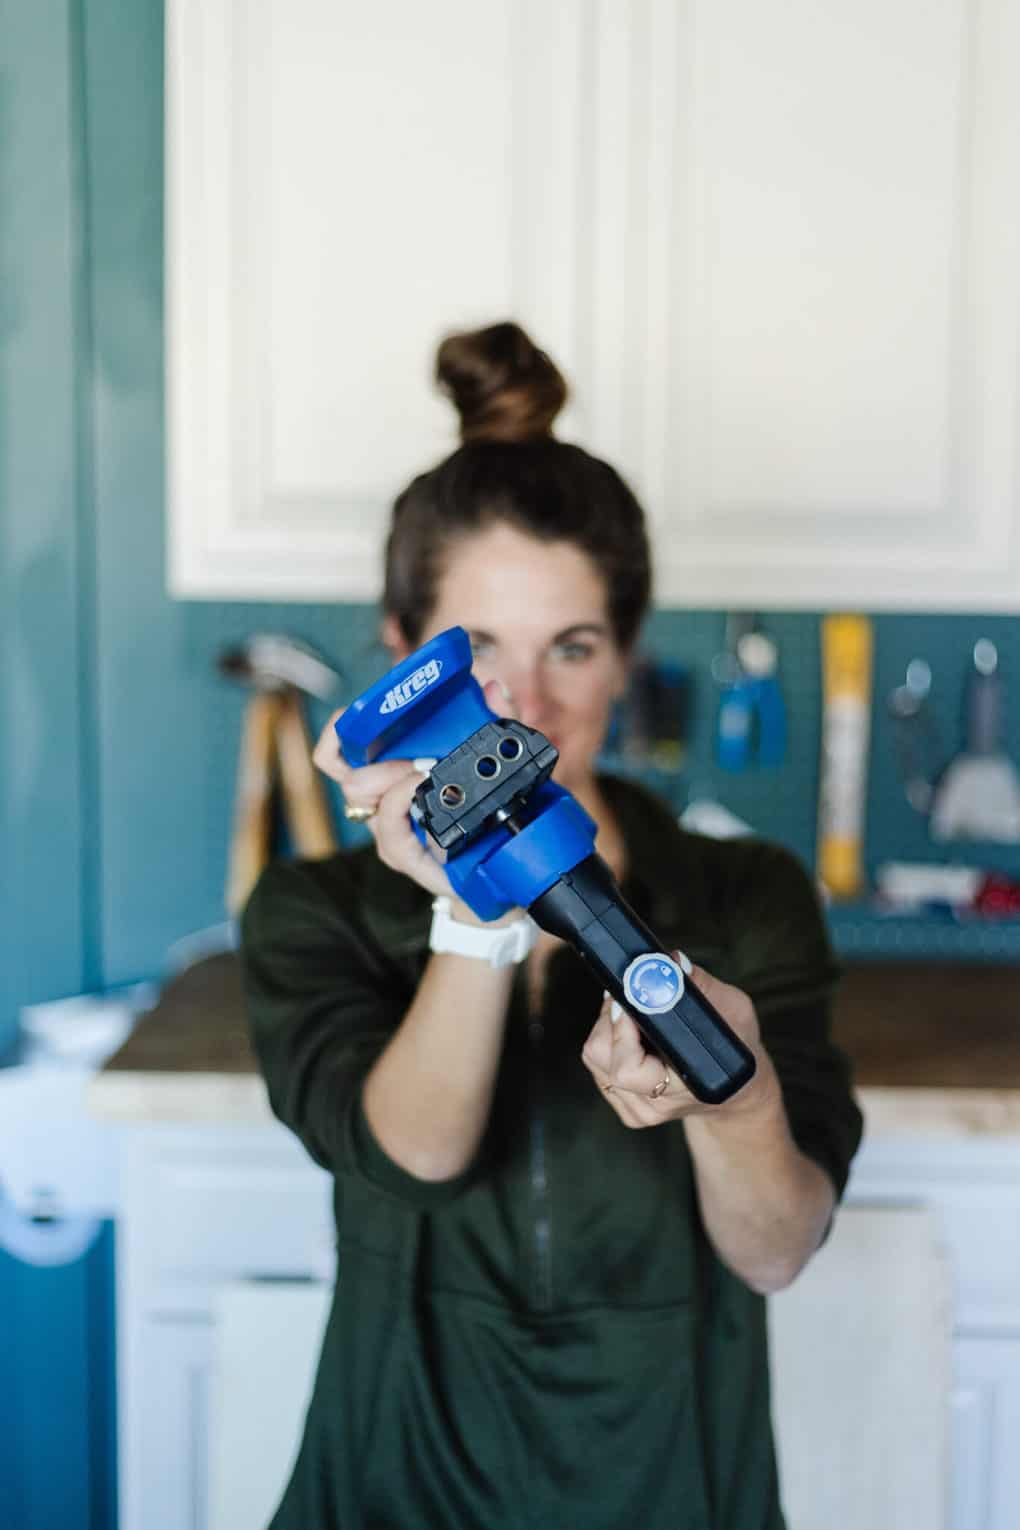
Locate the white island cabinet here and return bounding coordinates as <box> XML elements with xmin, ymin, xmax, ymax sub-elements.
<box><xmin>107</xmin><ymin>1110</ymin><xmax>334</xmax><ymax>1530</ymax></box>
<box><xmin>167</xmin><ymin>0</ymin><xmax>1020</xmax><ymax>612</ymax></box>
<box><xmin>90</xmin><ymin>1066</ymin><xmax>1020</xmax><ymax>1530</ymax></box>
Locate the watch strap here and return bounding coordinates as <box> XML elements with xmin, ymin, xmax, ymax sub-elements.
<box><xmin>429</xmin><ymin>895</ymin><xmax>537</xmax><ymax>968</ymax></box>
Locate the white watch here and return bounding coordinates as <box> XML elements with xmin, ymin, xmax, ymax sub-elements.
<box><xmin>429</xmin><ymin>896</ymin><xmax>538</xmax><ymax>968</ymax></box>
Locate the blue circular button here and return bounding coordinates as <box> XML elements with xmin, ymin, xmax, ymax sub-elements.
<box><xmin>622</xmin><ymin>953</ymin><xmax>684</xmax><ymax>1014</ymax></box>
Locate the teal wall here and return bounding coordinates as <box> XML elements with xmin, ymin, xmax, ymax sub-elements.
<box><xmin>1</xmin><ymin>0</ymin><xmax>92</xmax><ymax>1049</ymax></box>
<box><xmin>0</xmin><ymin>0</ymin><xmax>410</xmax><ymax>1053</ymax></box>
<box><xmin>0</xmin><ymin>1221</ymin><xmax>117</xmax><ymax>1529</ymax></box>
<box><xmin>3</xmin><ymin>1</ymin><xmax>1020</xmax><ymax>1054</ymax></box>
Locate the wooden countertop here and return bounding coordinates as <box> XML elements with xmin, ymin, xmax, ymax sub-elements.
<box><xmin>87</xmin><ymin>953</ymin><xmax>269</xmax><ymax>1122</ymax></box>
<box><xmin>831</xmin><ymin>962</ymin><xmax>1020</xmax><ymax>1089</ymax></box>
<box><xmin>99</xmin><ymin>953</ymin><xmax>253</xmax><ymax>1075</ymax></box>
<box><xmin>88</xmin><ymin>952</ymin><xmax>1020</xmax><ymax>1133</ymax></box>
<box><xmin>831</xmin><ymin>960</ymin><xmax>1020</xmax><ymax>1135</ymax></box>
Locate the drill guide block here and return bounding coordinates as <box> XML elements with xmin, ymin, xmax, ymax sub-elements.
<box><xmin>412</xmin><ymin>719</ymin><xmax>557</xmax><ymax>856</ymax></box>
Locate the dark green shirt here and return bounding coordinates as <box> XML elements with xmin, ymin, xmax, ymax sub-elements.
<box><xmin>241</xmin><ymin>774</ymin><xmax>863</xmax><ymax>1530</ymax></box>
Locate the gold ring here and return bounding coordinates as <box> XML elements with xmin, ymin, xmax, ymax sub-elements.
<box><xmin>648</xmin><ymin>1070</ymin><xmax>671</xmax><ymax>1101</ymax></box>
<box><xmin>343</xmin><ymin>803</ymin><xmax>377</xmax><ymax>823</ymax></box>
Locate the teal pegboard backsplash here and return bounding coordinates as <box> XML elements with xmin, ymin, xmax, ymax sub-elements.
<box><xmin>637</xmin><ymin>608</ymin><xmax>825</xmax><ymax>863</ymax></box>
<box><xmin>867</xmin><ymin>614</ymin><xmax>1020</xmax><ymax>874</ymax></box>
<box><xmin>267</xmin><ymin>603</ymin><xmax>1020</xmax><ymax>965</ymax></box>
<box><xmin>633</xmin><ymin>608</ymin><xmax>1020</xmax><ymax>961</ymax></box>
<box><xmin>636</xmin><ymin>608</ymin><xmax>1020</xmax><ymax>878</ymax></box>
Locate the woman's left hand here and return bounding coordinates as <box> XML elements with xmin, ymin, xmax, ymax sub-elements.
<box><xmin>580</xmin><ymin>956</ymin><xmax>776</xmax><ymax>1127</ymax></box>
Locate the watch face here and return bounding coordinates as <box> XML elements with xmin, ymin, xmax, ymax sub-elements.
<box><xmin>622</xmin><ymin>953</ymin><xmax>683</xmax><ymax>1014</ymax></box>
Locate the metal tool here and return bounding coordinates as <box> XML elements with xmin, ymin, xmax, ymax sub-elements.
<box><xmin>887</xmin><ymin>658</ymin><xmax>941</xmax><ymax>813</ymax></box>
<box><xmin>218</xmin><ymin>634</ymin><xmax>340</xmax><ymax>701</ymax></box>
<box><xmin>711</xmin><ymin>613</ymin><xmax>787</xmax><ymax>771</ymax></box>
<box><xmin>930</xmin><ymin>640</ymin><xmax>1020</xmax><ymax>843</ymax></box>
<box><xmin>218</xmin><ymin>634</ymin><xmax>343</xmax><ymax>914</ymax></box>
<box><xmin>817</xmin><ymin>614</ymin><xmax>873</xmax><ymax>900</ymax></box>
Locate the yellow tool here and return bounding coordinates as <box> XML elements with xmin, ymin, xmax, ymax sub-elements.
<box><xmin>817</xmin><ymin>615</ymin><xmax>873</xmax><ymax>900</ymax></box>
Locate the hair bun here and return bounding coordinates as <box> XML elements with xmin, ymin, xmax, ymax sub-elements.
<box><xmin>435</xmin><ymin>321</ymin><xmax>568</xmax><ymax>444</ymax></box>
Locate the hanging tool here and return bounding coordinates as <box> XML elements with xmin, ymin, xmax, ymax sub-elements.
<box><xmin>817</xmin><ymin>615</ymin><xmax>873</xmax><ymax>900</ymax></box>
<box><xmin>887</xmin><ymin>658</ymin><xmax>941</xmax><ymax>813</ymax></box>
<box><xmin>604</xmin><ymin>653</ymin><xmax>689</xmax><ymax>770</ymax></box>
<box><xmin>930</xmin><ymin>640</ymin><xmax>1020</xmax><ymax>843</ymax></box>
<box><xmin>711</xmin><ymin>613</ymin><xmax>787</xmax><ymax>771</ymax></box>
<box><xmin>336</xmin><ymin>627</ymin><xmax>756</xmax><ymax>1105</ymax></box>
<box><xmin>218</xmin><ymin>635</ymin><xmax>343</xmax><ymax>915</ymax></box>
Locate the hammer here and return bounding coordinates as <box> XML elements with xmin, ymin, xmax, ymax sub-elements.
<box><xmin>218</xmin><ymin>634</ymin><xmax>343</xmax><ymax>915</ymax></box>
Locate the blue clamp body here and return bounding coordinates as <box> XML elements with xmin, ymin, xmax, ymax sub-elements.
<box><xmin>337</xmin><ymin>627</ymin><xmax>490</xmax><ymax>766</ymax></box>
<box><xmin>336</xmin><ymin>627</ymin><xmax>597</xmax><ymax>920</ymax></box>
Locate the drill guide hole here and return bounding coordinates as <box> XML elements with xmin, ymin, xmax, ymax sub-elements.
<box><xmin>498</xmin><ymin>736</ymin><xmax>523</xmax><ymax>761</ymax></box>
<box><xmin>475</xmin><ymin>755</ymin><xmax>500</xmax><ymax>779</ymax></box>
<box><xmin>440</xmin><ymin>783</ymin><xmax>466</xmax><ymax>808</ymax></box>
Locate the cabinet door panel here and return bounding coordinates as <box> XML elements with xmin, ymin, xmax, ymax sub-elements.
<box><xmin>167</xmin><ymin>0</ymin><xmax>584</xmax><ymax>600</ymax></box>
<box><xmin>770</xmin><ymin>1205</ymin><xmax>950</xmax><ymax>1529</ymax></box>
<box><xmin>208</xmin><ymin>1281</ymin><xmax>332</xmax><ymax>1530</ymax></box>
<box><xmin>646</xmin><ymin>0</ymin><xmax>1020</xmax><ymax>610</ymax></box>
<box><xmin>951</xmin><ymin>1338</ymin><xmax>1020</xmax><ymax>1530</ymax></box>
<box><xmin>121</xmin><ymin>1317</ymin><xmax>213</xmax><ymax>1530</ymax></box>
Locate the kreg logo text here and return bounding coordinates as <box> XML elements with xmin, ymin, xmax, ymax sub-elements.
<box><xmin>379</xmin><ymin>658</ymin><xmax>443</xmax><ymax>715</ymax></box>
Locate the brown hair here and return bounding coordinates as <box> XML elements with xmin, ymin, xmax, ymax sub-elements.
<box><xmin>382</xmin><ymin>321</ymin><xmax>652</xmax><ymax>650</ymax></box>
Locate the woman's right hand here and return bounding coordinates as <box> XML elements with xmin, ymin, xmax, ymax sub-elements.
<box><xmin>312</xmin><ymin>680</ymin><xmax>518</xmax><ymax>910</ymax></box>
<box><xmin>312</xmin><ymin>709</ymin><xmax>451</xmax><ymax>899</ymax></box>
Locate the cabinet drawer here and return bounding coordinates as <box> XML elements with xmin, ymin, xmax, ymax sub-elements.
<box><xmin>124</xmin><ymin>1127</ymin><xmax>335</xmax><ymax>1296</ymax></box>
<box><xmin>149</xmin><ymin>1160</ymin><xmax>333</xmax><ymax>1281</ymax></box>
<box><xmin>847</xmin><ymin>1140</ymin><xmax>1020</xmax><ymax>1332</ymax></box>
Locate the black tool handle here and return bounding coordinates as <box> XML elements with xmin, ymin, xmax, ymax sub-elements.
<box><xmin>529</xmin><ymin>854</ymin><xmax>756</xmax><ymax>1104</ymax></box>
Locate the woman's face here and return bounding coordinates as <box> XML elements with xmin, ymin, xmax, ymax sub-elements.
<box><xmin>389</xmin><ymin>522</ymin><xmax>630</xmax><ymax>793</ymax></box>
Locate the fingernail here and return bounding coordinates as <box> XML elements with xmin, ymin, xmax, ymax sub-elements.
<box><xmin>603</xmin><ymin>990</ymin><xmax>622</xmax><ymax>1023</ymax></box>
<box><xmin>675</xmin><ymin>950</ymin><xmax>693</xmax><ymax>976</ymax></box>
<box><xmin>499</xmin><ymin>681</ymin><xmax>514</xmax><ymax>706</ymax></box>
<box><xmin>413</xmin><ymin>757</ymin><xmax>438</xmax><ymax>773</ymax></box>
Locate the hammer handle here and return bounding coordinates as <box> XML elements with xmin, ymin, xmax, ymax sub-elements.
<box><xmin>275</xmin><ymin>691</ymin><xmax>338</xmax><ymax>857</ymax></box>
<box><xmin>226</xmin><ymin>692</ymin><xmax>280</xmax><ymax>916</ymax></box>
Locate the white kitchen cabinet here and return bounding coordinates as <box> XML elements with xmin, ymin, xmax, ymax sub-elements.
<box><xmin>107</xmin><ymin>1114</ymin><xmax>1020</xmax><ymax>1530</ymax></box>
<box><xmin>114</xmin><ymin>1122</ymin><xmax>333</xmax><ymax>1530</ymax></box>
<box><xmin>167</xmin><ymin>0</ymin><xmax>1020</xmax><ymax>611</ymax></box>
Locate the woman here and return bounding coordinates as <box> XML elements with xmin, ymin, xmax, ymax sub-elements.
<box><xmin>241</xmin><ymin>321</ymin><xmax>863</xmax><ymax>1530</ymax></box>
